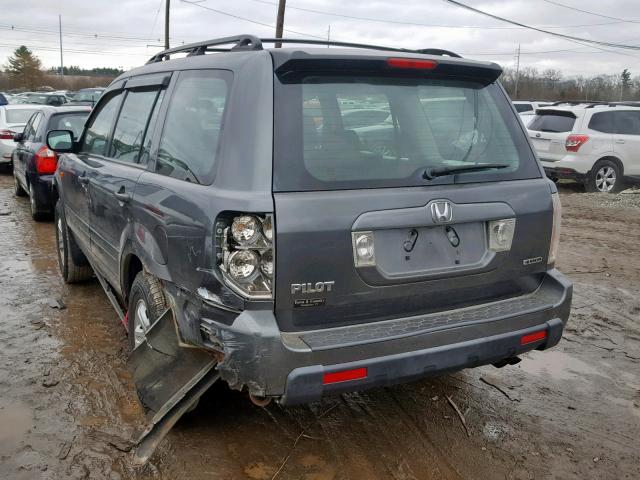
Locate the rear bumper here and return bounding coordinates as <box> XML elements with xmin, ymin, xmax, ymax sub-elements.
<box><xmin>283</xmin><ymin>318</ymin><xmax>564</xmax><ymax>405</ymax></box>
<box><xmin>539</xmin><ymin>155</ymin><xmax>595</xmax><ymax>175</ymax></box>
<box><xmin>543</xmin><ymin>166</ymin><xmax>587</xmax><ymax>182</ymax></box>
<box><xmin>0</xmin><ymin>140</ymin><xmax>14</xmax><ymax>162</ymax></box>
<box><xmin>188</xmin><ymin>269</ymin><xmax>572</xmax><ymax>405</ymax></box>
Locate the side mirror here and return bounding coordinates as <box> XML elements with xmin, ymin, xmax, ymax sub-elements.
<box><xmin>13</xmin><ymin>132</ymin><xmax>23</xmax><ymax>143</ymax></box>
<box><xmin>46</xmin><ymin>129</ymin><xmax>75</xmax><ymax>152</ymax></box>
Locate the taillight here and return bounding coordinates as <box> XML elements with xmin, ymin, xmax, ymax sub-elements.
<box><xmin>218</xmin><ymin>213</ymin><xmax>274</xmax><ymax>300</ymax></box>
<box><xmin>0</xmin><ymin>129</ymin><xmax>15</xmax><ymax>140</ymax></box>
<box><xmin>387</xmin><ymin>58</ymin><xmax>438</xmax><ymax>70</ymax></box>
<box><xmin>548</xmin><ymin>193</ymin><xmax>562</xmax><ymax>265</ymax></box>
<box><xmin>565</xmin><ymin>134</ymin><xmax>589</xmax><ymax>152</ymax></box>
<box><xmin>34</xmin><ymin>146</ymin><xmax>58</xmax><ymax>175</ymax></box>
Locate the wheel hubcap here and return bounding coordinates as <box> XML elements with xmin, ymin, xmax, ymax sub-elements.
<box><xmin>133</xmin><ymin>299</ymin><xmax>150</xmax><ymax>347</ymax></box>
<box><xmin>595</xmin><ymin>166</ymin><xmax>616</xmax><ymax>192</ymax></box>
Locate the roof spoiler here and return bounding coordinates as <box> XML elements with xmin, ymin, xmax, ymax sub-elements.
<box><xmin>273</xmin><ymin>55</ymin><xmax>502</xmax><ymax>85</ymax></box>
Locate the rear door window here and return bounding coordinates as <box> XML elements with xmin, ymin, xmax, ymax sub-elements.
<box><xmin>81</xmin><ymin>92</ymin><xmax>124</xmax><ymax>156</ymax></box>
<box><xmin>613</xmin><ymin>110</ymin><xmax>640</xmax><ymax>135</ymax></box>
<box><xmin>156</xmin><ymin>70</ymin><xmax>230</xmax><ymax>184</ymax></box>
<box><xmin>109</xmin><ymin>89</ymin><xmax>160</xmax><ymax>163</ymax></box>
<box><xmin>588</xmin><ymin>112</ymin><xmax>615</xmax><ymax>133</ymax></box>
<box><xmin>528</xmin><ymin>112</ymin><xmax>575</xmax><ymax>133</ymax></box>
<box><xmin>276</xmin><ymin>76</ymin><xmax>538</xmax><ymax>191</ymax></box>
<box><xmin>27</xmin><ymin>112</ymin><xmax>42</xmax><ymax>140</ymax></box>
<box><xmin>514</xmin><ymin>104</ymin><xmax>533</xmax><ymax>113</ymax></box>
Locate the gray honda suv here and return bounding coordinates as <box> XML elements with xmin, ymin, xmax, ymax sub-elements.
<box><xmin>46</xmin><ymin>35</ymin><xmax>571</xmax><ymax>454</ymax></box>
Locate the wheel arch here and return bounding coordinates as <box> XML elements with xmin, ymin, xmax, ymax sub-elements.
<box><xmin>594</xmin><ymin>155</ymin><xmax>624</xmax><ymax>175</ymax></box>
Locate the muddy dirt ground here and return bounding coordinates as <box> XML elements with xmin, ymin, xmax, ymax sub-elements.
<box><xmin>0</xmin><ymin>173</ymin><xmax>638</xmax><ymax>480</ymax></box>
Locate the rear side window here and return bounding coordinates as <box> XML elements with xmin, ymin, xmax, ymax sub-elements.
<box><xmin>528</xmin><ymin>112</ymin><xmax>575</xmax><ymax>133</ymax></box>
<box><xmin>156</xmin><ymin>70</ymin><xmax>230</xmax><ymax>184</ymax></box>
<box><xmin>110</xmin><ymin>89</ymin><xmax>160</xmax><ymax>163</ymax></box>
<box><xmin>613</xmin><ymin>110</ymin><xmax>640</xmax><ymax>135</ymax></box>
<box><xmin>82</xmin><ymin>92</ymin><xmax>123</xmax><ymax>156</ymax></box>
<box><xmin>588</xmin><ymin>112</ymin><xmax>614</xmax><ymax>133</ymax></box>
<box><xmin>275</xmin><ymin>76</ymin><xmax>537</xmax><ymax>190</ymax></box>
<box><xmin>514</xmin><ymin>104</ymin><xmax>533</xmax><ymax>113</ymax></box>
<box><xmin>6</xmin><ymin>109</ymin><xmax>38</xmax><ymax>124</ymax></box>
<box><xmin>49</xmin><ymin>112</ymin><xmax>89</xmax><ymax>140</ymax></box>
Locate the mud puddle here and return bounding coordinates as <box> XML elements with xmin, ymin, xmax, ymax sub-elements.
<box><xmin>0</xmin><ymin>175</ymin><xmax>639</xmax><ymax>479</ymax></box>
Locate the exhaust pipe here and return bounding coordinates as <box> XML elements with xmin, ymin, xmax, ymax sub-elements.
<box><xmin>249</xmin><ymin>393</ymin><xmax>272</xmax><ymax>407</ymax></box>
<box><xmin>492</xmin><ymin>356</ymin><xmax>521</xmax><ymax>369</ymax></box>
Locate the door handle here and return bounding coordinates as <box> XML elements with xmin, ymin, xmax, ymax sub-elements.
<box><xmin>114</xmin><ymin>187</ymin><xmax>131</xmax><ymax>203</ymax></box>
<box><xmin>615</xmin><ymin>139</ymin><xmax>626</xmax><ymax>144</ymax></box>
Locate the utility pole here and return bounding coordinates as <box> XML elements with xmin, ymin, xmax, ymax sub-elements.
<box><xmin>275</xmin><ymin>0</ymin><xmax>286</xmax><ymax>48</ymax></box>
<box><xmin>58</xmin><ymin>14</ymin><xmax>64</xmax><ymax>76</ymax></box>
<box><xmin>514</xmin><ymin>43</ymin><xmax>521</xmax><ymax>99</ymax></box>
<box><xmin>327</xmin><ymin>25</ymin><xmax>331</xmax><ymax>47</ymax></box>
<box><xmin>164</xmin><ymin>0</ymin><xmax>170</xmax><ymax>50</ymax></box>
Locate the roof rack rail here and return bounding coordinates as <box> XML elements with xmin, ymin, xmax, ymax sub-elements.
<box><xmin>585</xmin><ymin>101</ymin><xmax>640</xmax><ymax>109</ymax></box>
<box><xmin>414</xmin><ymin>48</ymin><xmax>462</xmax><ymax>58</ymax></box>
<box><xmin>147</xmin><ymin>35</ymin><xmax>262</xmax><ymax>63</ymax></box>
<box><xmin>146</xmin><ymin>34</ymin><xmax>463</xmax><ymax>63</ymax></box>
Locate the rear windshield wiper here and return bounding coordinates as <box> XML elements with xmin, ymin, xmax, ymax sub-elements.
<box><xmin>422</xmin><ymin>163</ymin><xmax>510</xmax><ymax>180</ymax></box>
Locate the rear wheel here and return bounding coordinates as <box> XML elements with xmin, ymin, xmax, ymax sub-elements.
<box><xmin>586</xmin><ymin>160</ymin><xmax>625</xmax><ymax>193</ymax></box>
<box><xmin>55</xmin><ymin>200</ymin><xmax>93</xmax><ymax>283</ymax></box>
<box><xmin>13</xmin><ymin>173</ymin><xmax>26</xmax><ymax>197</ymax></box>
<box><xmin>128</xmin><ymin>272</ymin><xmax>166</xmax><ymax>350</ymax></box>
<box><xmin>29</xmin><ymin>184</ymin><xmax>49</xmax><ymax>221</ymax></box>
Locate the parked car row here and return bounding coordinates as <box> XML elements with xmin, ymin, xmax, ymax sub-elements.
<box><xmin>0</xmin><ymin>87</ymin><xmax>105</xmax><ymax>107</ymax></box>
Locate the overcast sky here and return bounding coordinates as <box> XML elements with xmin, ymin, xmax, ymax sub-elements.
<box><xmin>1</xmin><ymin>0</ymin><xmax>640</xmax><ymax>77</ymax></box>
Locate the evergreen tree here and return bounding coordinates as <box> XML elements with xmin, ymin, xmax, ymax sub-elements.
<box><xmin>5</xmin><ymin>46</ymin><xmax>43</xmax><ymax>89</ymax></box>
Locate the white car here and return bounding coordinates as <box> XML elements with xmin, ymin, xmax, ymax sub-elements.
<box><xmin>0</xmin><ymin>105</ymin><xmax>44</xmax><ymax>167</ymax></box>
<box><xmin>514</xmin><ymin>101</ymin><xmax>553</xmax><ymax>126</ymax></box>
<box><xmin>528</xmin><ymin>104</ymin><xmax>640</xmax><ymax>192</ymax></box>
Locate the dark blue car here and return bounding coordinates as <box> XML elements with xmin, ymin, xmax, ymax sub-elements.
<box><xmin>13</xmin><ymin>106</ymin><xmax>90</xmax><ymax>220</ymax></box>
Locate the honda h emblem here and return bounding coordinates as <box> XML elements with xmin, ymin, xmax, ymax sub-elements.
<box><xmin>430</xmin><ymin>201</ymin><xmax>453</xmax><ymax>223</ymax></box>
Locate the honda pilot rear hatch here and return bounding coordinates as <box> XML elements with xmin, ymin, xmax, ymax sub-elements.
<box><xmin>271</xmin><ymin>52</ymin><xmax>551</xmax><ymax>332</ymax></box>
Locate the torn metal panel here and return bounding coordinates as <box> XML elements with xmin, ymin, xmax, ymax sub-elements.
<box><xmin>128</xmin><ymin>308</ymin><xmax>218</xmax><ymax>416</ymax></box>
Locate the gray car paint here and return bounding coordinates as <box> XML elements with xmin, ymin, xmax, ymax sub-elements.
<box><xmin>51</xmin><ymin>44</ymin><xmax>571</xmax><ymax>405</ymax></box>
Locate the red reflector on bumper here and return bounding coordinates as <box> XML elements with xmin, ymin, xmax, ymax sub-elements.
<box><xmin>323</xmin><ymin>367</ymin><xmax>367</xmax><ymax>385</ymax></box>
<box><xmin>521</xmin><ymin>330</ymin><xmax>547</xmax><ymax>345</ymax></box>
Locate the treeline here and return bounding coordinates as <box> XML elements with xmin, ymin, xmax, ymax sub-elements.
<box><xmin>1</xmin><ymin>46</ymin><xmax>120</xmax><ymax>91</ymax></box>
<box><xmin>46</xmin><ymin>65</ymin><xmax>124</xmax><ymax>77</ymax></box>
<box><xmin>501</xmin><ymin>67</ymin><xmax>638</xmax><ymax>102</ymax></box>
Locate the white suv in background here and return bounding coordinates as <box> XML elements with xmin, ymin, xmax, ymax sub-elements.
<box><xmin>528</xmin><ymin>104</ymin><xmax>640</xmax><ymax>192</ymax></box>
<box><xmin>513</xmin><ymin>101</ymin><xmax>553</xmax><ymax>126</ymax></box>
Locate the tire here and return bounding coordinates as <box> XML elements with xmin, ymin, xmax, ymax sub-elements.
<box><xmin>127</xmin><ymin>272</ymin><xmax>166</xmax><ymax>350</ymax></box>
<box><xmin>29</xmin><ymin>184</ymin><xmax>49</xmax><ymax>222</ymax></box>
<box><xmin>586</xmin><ymin>159</ymin><xmax>625</xmax><ymax>193</ymax></box>
<box><xmin>55</xmin><ymin>200</ymin><xmax>93</xmax><ymax>283</ymax></box>
<box><xmin>13</xmin><ymin>172</ymin><xmax>26</xmax><ymax>197</ymax></box>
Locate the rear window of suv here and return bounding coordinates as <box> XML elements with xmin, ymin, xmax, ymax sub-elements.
<box><xmin>528</xmin><ymin>111</ymin><xmax>576</xmax><ymax>133</ymax></box>
<box><xmin>274</xmin><ymin>76</ymin><xmax>540</xmax><ymax>191</ymax></box>
<box><xmin>6</xmin><ymin>108</ymin><xmax>39</xmax><ymax>124</ymax></box>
